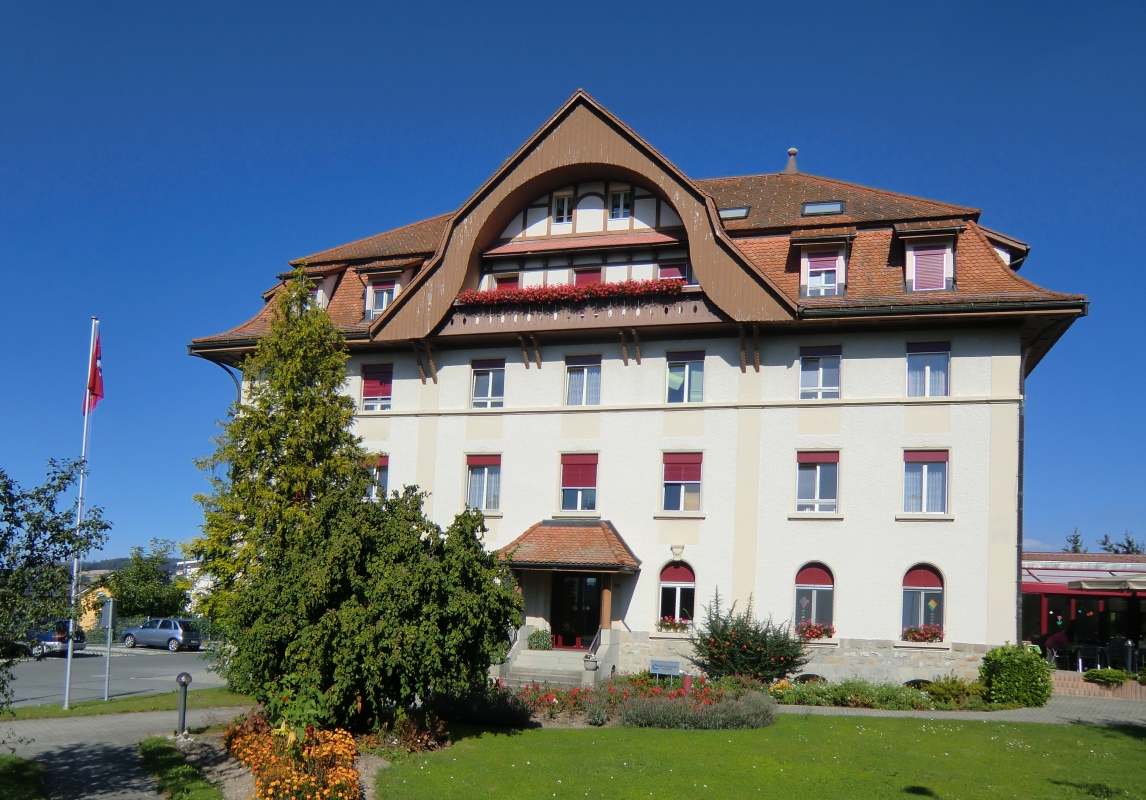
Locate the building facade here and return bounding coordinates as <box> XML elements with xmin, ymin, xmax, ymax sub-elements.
<box><xmin>191</xmin><ymin>91</ymin><xmax>1086</xmax><ymax>683</ymax></box>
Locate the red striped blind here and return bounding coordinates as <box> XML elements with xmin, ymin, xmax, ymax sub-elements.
<box><xmin>796</xmin><ymin>563</ymin><xmax>834</xmax><ymax>586</ymax></box>
<box><xmin>376</xmin><ymin>455</ymin><xmax>389</xmax><ymax>468</ymax></box>
<box><xmin>660</xmin><ymin>562</ymin><xmax>695</xmax><ymax>582</ymax></box>
<box><xmin>574</xmin><ymin>269</ymin><xmax>601</xmax><ymax>286</ymax></box>
<box><xmin>561</xmin><ymin>453</ymin><xmax>598</xmax><ymax>488</ymax></box>
<box><xmin>904</xmin><ymin>450</ymin><xmax>948</xmax><ymax>463</ymax></box>
<box><xmin>495</xmin><ymin>275</ymin><xmax>519</xmax><ymax>290</ymax></box>
<box><xmin>903</xmin><ymin>565</ymin><xmax>943</xmax><ymax>588</ymax></box>
<box><xmin>467</xmin><ymin>454</ymin><xmax>501</xmax><ymax>467</ymax></box>
<box><xmin>658</xmin><ymin>264</ymin><xmax>685</xmax><ymax>280</ymax></box>
<box><xmin>808</xmin><ymin>251</ymin><xmax>838</xmax><ymax>270</ymax></box>
<box><xmin>913</xmin><ymin>246</ymin><xmax>946</xmax><ymax>290</ymax></box>
<box><xmin>797</xmin><ymin>451</ymin><xmax>839</xmax><ymax>464</ymax></box>
<box><xmin>663</xmin><ymin>452</ymin><xmax>702</xmax><ymax>482</ymax></box>
<box><xmin>362</xmin><ymin>364</ymin><xmax>393</xmax><ymax>398</ymax></box>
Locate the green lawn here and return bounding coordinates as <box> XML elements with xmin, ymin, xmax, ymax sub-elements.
<box><xmin>0</xmin><ymin>754</ymin><xmax>46</xmax><ymax>800</ymax></box>
<box><xmin>4</xmin><ymin>687</ymin><xmax>252</xmax><ymax>721</ymax></box>
<box><xmin>377</xmin><ymin>716</ymin><xmax>1146</xmax><ymax>799</ymax></box>
<box><xmin>139</xmin><ymin>737</ymin><xmax>224</xmax><ymax>800</ymax></box>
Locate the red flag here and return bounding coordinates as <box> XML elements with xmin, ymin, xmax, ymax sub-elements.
<box><xmin>85</xmin><ymin>332</ymin><xmax>104</xmax><ymax>413</ymax></box>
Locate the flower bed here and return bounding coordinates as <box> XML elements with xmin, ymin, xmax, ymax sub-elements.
<box><xmin>795</xmin><ymin>621</ymin><xmax>835</xmax><ymax>641</ymax></box>
<box><xmin>455</xmin><ymin>278</ymin><xmax>685</xmax><ymax>308</ymax></box>
<box><xmin>225</xmin><ymin>712</ymin><xmax>359</xmax><ymax>800</ymax></box>
<box><xmin>901</xmin><ymin>624</ymin><xmax>944</xmax><ymax>643</ymax></box>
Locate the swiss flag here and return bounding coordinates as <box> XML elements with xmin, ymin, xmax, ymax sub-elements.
<box><xmin>85</xmin><ymin>332</ymin><xmax>104</xmax><ymax>414</ymax></box>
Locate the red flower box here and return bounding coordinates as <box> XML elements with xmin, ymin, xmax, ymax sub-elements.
<box><xmin>901</xmin><ymin>624</ymin><xmax>944</xmax><ymax>643</ymax></box>
<box><xmin>455</xmin><ymin>278</ymin><xmax>685</xmax><ymax>308</ymax></box>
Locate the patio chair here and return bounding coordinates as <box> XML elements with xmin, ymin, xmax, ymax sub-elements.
<box><xmin>1049</xmin><ymin>648</ymin><xmax>1073</xmax><ymax>671</ymax></box>
<box><xmin>1075</xmin><ymin>645</ymin><xmax>1102</xmax><ymax>672</ymax></box>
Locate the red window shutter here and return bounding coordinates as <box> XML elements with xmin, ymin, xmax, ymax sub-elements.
<box><xmin>467</xmin><ymin>454</ymin><xmax>501</xmax><ymax>467</ymax></box>
<box><xmin>903</xmin><ymin>565</ymin><xmax>943</xmax><ymax>588</ymax></box>
<box><xmin>658</xmin><ymin>264</ymin><xmax>685</xmax><ymax>280</ymax></box>
<box><xmin>660</xmin><ymin>562</ymin><xmax>695</xmax><ymax>583</ymax></box>
<box><xmin>496</xmin><ymin>275</ymin><xmax>519</xmax><ymax>290</ymax></box>
<box><xmin>574</xmin><ymin>269</ymin><xmax>601</xmax><ymax>286</ymax></box>
<box><xmin>561</xmin><ymin>453</ymin><xmax>598</xmax><ymax>488</ymax></box>
<box><xmin>796</xmin><ymin>563</ymin><xmax>834</xmax><ymax>586</ymax></box>
<box><xmin>807</xmin><ymin>251</ymin><xmax>838</xmax><ymax>270</ymax></box>
<box><xmin>376</xmin><ymin>455</ymin><xmax>389</xmax><ymax>468</ymax></box>
<box><xmin>362</xmin><ymin>364</ymin><xmax>393</xmax><ymax>398</ymax></box>
<box><xmin>904</xmin><ymin>450</ymin><xmax>948</xmax><ymax>463</ymax></box>
<box><xmin>663</xmin><ymin>452</ymin><xmax>702</xmax><ymax>482</ymax></box>
<box><xmin>913</xmin><ymin>246</ymin><xmax>946</xmax><ymax>290</ymax></box>
<box><xmin>797</xmin><ymin>451</ymin><xmax>839</xmax><ymax>464</ymax></box>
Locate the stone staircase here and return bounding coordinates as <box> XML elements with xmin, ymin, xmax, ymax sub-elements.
<box><xmin>1052</xmin><ymin>670</ymin><xmax>1146</xmax><ymax>700</ymax></box>
<box><xmin>503</xmin><ymin>648</ymin><xmax>590</xmax><ymax>689</ymax></box>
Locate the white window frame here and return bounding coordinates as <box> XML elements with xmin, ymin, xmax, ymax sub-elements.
<box><xmin>609</xmin><ymin>190</ymin><xmax>631</xmax><ymax>220</ymax></box>
<box><xmin>666</xmin><ymin>358</ymin><xmax>704</xmax><ymax>404</ymax></box>
<box><xmin>905</xmin><ymin>238</ymin><xmax>954</xmax><ymax>292</ymax></box>
<box><xmin>560</xmin><ymin>485</ymin><xmax>596</xmax><ymax>511</ymax></box>
<box><xmin>903</xmin><ymin>461</ymin><xmax>948</xmax><ymax>514</ymax></box>
<box><xmin>902</xmin><ymin>585</ymin><xmax>944</xmax><ymax>633</ymax></box>
<box><xmin>659</xmin><ymin>580</ymin><xmax>696</xmax><ymax>624</ymax></box>
<box><xmin>565</xmin><ymin>363</ymin><xmax>601</xmax><ymax>406</ymax></box>
<box><xmin>467</xmin><ymin>464</ymin><xmax>501</xmax><ymax>511</ymax></box>
<box><xmin>662</xmin><ymin>462</ymin><xmax>702</xmax><ymax>512</ymax></box>
<box><xmin>366</xmin><ymin>281</ymin><xmax>398</xmax><ymax>319</ymax></box>
<box><xmin>471</xmin><ymin>367</ymin><xmax>505</xmax><ymax>409</ymax></box>
<box><xmin>553</xmin><ymin>194</ymin><xmax>574</xmax><ymax>225</ymax></box>
<box><xmin>794</xmin><ymin>584</ymin><xmax>834</xmax><ymax>626</ymax></box>
<box><xmin>796</xmin><ymin>460</ymin><xmax>838</xmax><ymax>513</ymax></box>
<box><xmin>906</xmin><ymin>350</ymin><xmax>950</xmax><ymax>397</ymax></box>
<box><xmin>799</xmin><ymin>355</ymin><xmax>840</xmax><ymax>400</ymax></box>
<box><xmin>801</xmin><ymin>247</ymin><xmax>845</xmax><ymax>297</ymax></box>
<box><xmin>370</xmin><ymin>463</ymin><xmax>388</xmax><ymax>501</ymax></box>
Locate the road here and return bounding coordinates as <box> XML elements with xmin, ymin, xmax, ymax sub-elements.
<box><xmin>8</xmin><ymin>646</ymin><xmax>227</xmax><ymax>707</ymax></box>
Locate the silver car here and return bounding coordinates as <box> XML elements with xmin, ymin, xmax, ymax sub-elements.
<box><xmin>122</xmin><ymin>618</ymin><xmax>202</xmax><ymax>652</ymax></box>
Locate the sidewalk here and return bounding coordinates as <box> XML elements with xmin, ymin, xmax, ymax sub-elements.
<box><xmin>775</xmin><ymin>694</ymin><xmax>1146</xmax><ymax>725</ymax></box>
<box><xmin>5</xmin><ymin>706</ymin><xmax>250</xmax><ymax>800</ymax></box>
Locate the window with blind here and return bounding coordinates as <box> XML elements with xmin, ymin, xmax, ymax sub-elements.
<box><xmin>902</xmin><ymin>565</ymin><xmax>944</xmax><ymax>634</ymax></box>
<box><xmin>361</xmin><ymin>364</ymin><xmax>393</xmax><ymax>411</ymax></box>
<box><xmin>909</xmin><ymin>243</ymin><xmax>951</xmax><ymax>292</ymax></box>
<box><xmin>370</xmin><ymin>456</ymin><xmax>389</xmax><ymax>501</ymax></box>
<box><xmin>663</xmin><ymin>453</ymin><xmax>702</xmax><ymax>511</ymax></box>
<box><xmin>666</xmin><ymin>351</ymin><xmax>704</xmax><ymax>404</ymax></box>
<box><xmin>799</xmin><ymin>346</ymin><xmax>841</xmax><ymax>399</ymax></box>
<box><xmin>659</xmin><ymin>562</ymin><xmax>696</xmax><ymax>626</ymax></box>
<box><xmin>904</xmin><ymin>451</ymin><xmax>948</xmax><ymax>513</ymax></box>
<box><xmin>795</xmin><ymin>563</ymin><xmax>834</xmax><ymax>627</ymax></box>
<box><xmin>609</xmin><ymin>190</ymin><xmax>631</xmax><ymax>220</ymax></box>
<box><xmin>367</xmin><ymin>281</ymin><xmax>397</xmax><ymax>319</ymax></box>
<box><xmin>471</xmin><ymin>359</ymin><xmax>505</xmax><ymax>409</ymax></box>
<box><xmin>796</xmin><ymin>452</ymin><xmax>838</xmax><ymax>513</ymax></box>
<box><xmin>495</xmin><ymin>274</ymin><xmax>519</xmax><ymax>291</ymax></box>
<box><xmin>560</xmin><ymin>453</ymin><xmax>598</xmax><ymax>511</ymax></box>
<box><xmin>907</xmin><ymin>342</ymin><xmax>950</xmax><ymax>397</ymax></box>
<box><xmin>466</xmin><ymin>454</ymin><xmax>501</xmax><ymax>511</ymax></box>
<box><xmin>565</xmin><ymin>355</ymin><xmax>601</xmax><ymax>406</ymax></box>
<box><xmin>805</xmin><ymin>250</ymin><xmax>842</xmax><ymax>297</ymax></box>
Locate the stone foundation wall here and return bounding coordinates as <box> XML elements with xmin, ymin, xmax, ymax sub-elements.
<box><xmin>801</xmin><ymin>639</ymin><xmax>991</xmax><ymax>683</ymax></box>
<box><xmin>608</xmin><ymin>632</ymin><xmax>991</xmax><ymax>684</ymax></box>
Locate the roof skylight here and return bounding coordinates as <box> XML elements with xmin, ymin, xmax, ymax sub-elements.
<box><xmin>718</xmin><ymin>207</ymin><xmax>750</xmax><ymax>220</ymax></box>
<box><xmin>801</xmin><ymin>200</ymin><xmax>846</xmax><ymax>216</ymax></box>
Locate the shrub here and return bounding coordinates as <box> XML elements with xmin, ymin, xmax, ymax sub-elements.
<box><xmin>979</xmin><ymin>644</ymin><xmax>1053</xmax><ymax>707</ymax></box>
<box><xmin>770</xmin><ymin>678</ymin><xmax>930</xmax><ymax>711</ymax></box>
<box><xmin>1140</xmin><ymin>672</ymin><xmax>1146</xmax><ymax>686</ymax></box>
<box><xmin>620</xmin><ymin>691</ymin><xmax>775</xmax><ymax>729</ymax></box>
<box><xmin>585</xmin><ymin>697</ymin><xmax>608</xmax><ymax>727</ymax></box>
<box><xmin>527</xmin><ymin>629</ymin><xmax>552</xmax><ymax>650</ymax></box>
<box><xmin>923</xmin><ymin>674</ymin><xmax>985</xmax><ymax>706</ymax></box>
<box><xmin>689</xmin><ymin>590</ymin><xmax>808</xmax><ymax>682</ymax></box>
<box><xmin>1083</xmin><ymin>668</ymin><xmax>1132</xmax><ymax>688</ymax></box>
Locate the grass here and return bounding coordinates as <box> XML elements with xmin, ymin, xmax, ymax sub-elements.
<box><xmin>138</xmin><ymin>737</ymin><xmax>224</xmax><ymax>800</ymax></box>
<box><xmin>4</xmin><ymin>686</ymin><xmax>252</xmax><ymax>721</ymax></box>
<box><xmin>0</xmin><ymin>754</ymin><xmax>46</xmax><ymax>800</ymax></box>
<box><xmin>376</xmin><ymin>716</ymin><xmax>1146</xmax><ymax>799</ymax></box>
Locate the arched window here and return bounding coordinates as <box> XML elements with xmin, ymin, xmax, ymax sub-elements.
<box><xmin>659</xmin><ymin>563</ymin><xmax>695</xmax><ymax>626</ymax></box>
<box><xmin>902</xmin><ymin>565</ymin><xmax>944</xmax><ymax>636</ymax></box>
<box><xmin>795</xmin><ymin>563</ymin><xmax>834</xmax><ymax>627</ymax></box>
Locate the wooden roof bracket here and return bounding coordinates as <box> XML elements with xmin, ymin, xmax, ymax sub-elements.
<box><xmin>751</xmin><ymin>324</ymin><xmax>760</xmax><ymax>372</ymax></box>
<box><xmin>411</xmin><ymin>343</ymin><xmax>427</xmax><ymax>384</ymax></box>
<box><xmin>619</xmin><ymin>329</ymin><xmax>629</xmax><ymax>366</ymax></box>
<box><xmin>629</xmin><ymin>328</ymin><xmax>641</xmax><ymax>365</ymax></box>
<box><xmin>422</xmin><ymin>341</ymin><xmax>438</xmax><ymax>383</ymax></box>
<box><xmin>517</xmin><ymin>334</ymin><xmax>531</xmax><ymax>368</ymax></box>
<box><xmin>529</xmin><ymin>334</ymin><xmax>542</xmax><ymax>368</ymax></box>
<box><xmin>738</xmin><ymin>325</ymin><xmax>747</xmax><ymax>373</ymax></box>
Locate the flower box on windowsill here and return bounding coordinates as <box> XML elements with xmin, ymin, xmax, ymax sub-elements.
<box><xmin>455</xmin><ymin>278</ymin><xmax>686</xmax><ymax>308</ymax></box>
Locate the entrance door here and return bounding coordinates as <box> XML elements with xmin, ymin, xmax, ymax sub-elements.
<box><xmin>550</xmin><ymin>573</ymin><xmax>601</xmax><ymax>648</ymax></box>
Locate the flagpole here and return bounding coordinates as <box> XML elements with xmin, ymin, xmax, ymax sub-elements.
<box><xmin>63</xmin><ymin>316</ymin><xmax>98</xmax><ymax>710</ymax></box>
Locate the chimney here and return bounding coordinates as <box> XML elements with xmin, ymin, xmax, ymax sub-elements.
<box><xmin>783</xmin><ymin>148</ymin><xmax>799</xmax><ymax>174</ymax></box>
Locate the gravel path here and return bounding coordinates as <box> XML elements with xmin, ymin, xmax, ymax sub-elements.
<box><xmin>774</xmin><ymin>694</ymin><xmax>1146</xmax><ymax>725</ymax></box>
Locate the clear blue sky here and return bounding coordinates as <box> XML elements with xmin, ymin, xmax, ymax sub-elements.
<box><xmin>1</xmin><ymin>3</ymin><xmax>1141</xmax><ymax>558</ymax></box>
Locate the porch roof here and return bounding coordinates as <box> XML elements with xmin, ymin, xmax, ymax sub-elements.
<box><xmin>497</xmin><ymin>519</ymin><xmax>640</xmax><ymax>572</ymax></box>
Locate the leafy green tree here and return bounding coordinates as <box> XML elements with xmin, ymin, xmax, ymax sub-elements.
<box><xmin>192</xmin><ymin>268</ymin><xmax>522</xmax><ymax>727</ymax></box>
<box><xmin>1098</xmin><ymin>531</ymin><xmax>1144</xmax><ymax>555</ymax></box>
<box><xmin>89</xmin><ymin>539</ymin><xmax>189</xmax><ymax>618</ymax></box>
<box><xmin>1062</xmin><ymin>528</ymin><xmax>1087</xmax><ymax>553</ymax></box>
<box><xmin>0</xmin><ymin>460</ymin><xmax>110</xmax><ymax>714</ymax></box>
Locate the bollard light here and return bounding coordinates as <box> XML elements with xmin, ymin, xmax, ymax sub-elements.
<box><xmin>176</xmin><ymin>672</ymin><xmax>192</xmax><ymax>737</ymax></box>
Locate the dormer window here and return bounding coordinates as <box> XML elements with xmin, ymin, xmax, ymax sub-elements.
<box><xmin>906</xmin><ymin>240</ymin><xmax>953</xmax><ymax>292</ymax></box>
<box><xmin>801</xmin><ymin>248</ymin><xmax>845</xmax><ymax>298</ymax></box>
<box><xmin>554</xmin><ymin>195</ymin><xmax>574</xmax><ymax>225</ymax></box>
<box><xmin>609</xmin><ymin>190</ymin><xmax>631</xmax><ymax>220</ymax></box>
<box><xmin>801</xmin><ymin>200</ymin><xmax>845</xmax><ymax>216</ymax></box>
<box><xmin>367</xmin><ymin>281</ymin><xmax>397</xmax><ymax>319</ymax></box>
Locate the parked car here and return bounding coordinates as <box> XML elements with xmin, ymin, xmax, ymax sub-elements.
<box><xmin>27</xmin><ymin>620</ymin><xmax>86</xmax><ymax>658</ymax></box>
<box><xmin>121</xmin><ymin>618</ymin><xmax>201</xmax><ymax>652</ymax></box>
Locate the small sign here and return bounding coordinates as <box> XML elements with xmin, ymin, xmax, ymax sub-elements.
<box><xmin>100</xmin><ymin>598</ymin><xmax>116</xmax><ymax>630</ymax></box>
<box><xmin>649</xmin><ymin>659</ymin><xmax>680</xmax><ymax>676</ymax></box>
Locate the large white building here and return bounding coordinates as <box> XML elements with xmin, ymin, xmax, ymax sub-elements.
<box><xmin>191</xmin><ymin>91</ymin><xmax>1086</xmax><ymax>683</ymax></box>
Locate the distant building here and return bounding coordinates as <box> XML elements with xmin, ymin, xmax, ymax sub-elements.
<box><xmin>190</xmin><ymin>91</ymin><xmax>1086</xmax><ymax>683</ymax></box>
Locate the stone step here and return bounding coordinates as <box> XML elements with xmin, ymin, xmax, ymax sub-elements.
<box><xmin>512</xmin><ymin>650</ymin><xmax>590</xmax><ymax>669</ymax></box>
<box><xmin>504</xmin><ymin>669</ymin><xmax>586</xmax><ymax>689</ymax></box>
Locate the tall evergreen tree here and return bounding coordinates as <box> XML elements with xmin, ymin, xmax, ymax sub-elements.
<box><xmin>1098</xmin><ymin>531</ymin><xmax>1145</xmax><ymax>555</ymax></box>
<box><xmin>1062</xmin><ymin>528</ymin><xmax>1087</xmax><ymax>554</ymax></box>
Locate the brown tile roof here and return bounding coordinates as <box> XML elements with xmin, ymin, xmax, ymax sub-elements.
<box><xmin>695</xmin><ymin>172</ymin><xmax>978</xmax><ymax>232</ymax></box>
<box><xmin>791</xmin><ymin>225</ymin><xmax>857</xmax><ymax>240</ymax></box>
<box><xmin>485</xmin><ymin>231</ymin><xmax>683</xmax><ymax>256</ymax></box>
<box><xmin>497</xmin><ymin>520</ymin><xmax>640</xmax><ymax>571</ymax></box>
<box><xmin>734</xmin><ymin>220</ymin><xmax>1083</xmax><ymax>310</ymax></box>
<box><xmin>292</xmin><ymin>212</ymin><xmax>452</xmax><ymax>265</ymax></box>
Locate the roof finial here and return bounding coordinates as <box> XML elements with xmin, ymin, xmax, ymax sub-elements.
<box><xmin>783</xmin><ymin>148</ymin><xmax>799</xmax><ymax>175</ymax></box>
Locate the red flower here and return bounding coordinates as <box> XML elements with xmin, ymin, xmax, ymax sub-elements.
<box><xmin>455</xmin><ymin>278</ymin><xmax>685</xmax><ymax>308</ymax></box>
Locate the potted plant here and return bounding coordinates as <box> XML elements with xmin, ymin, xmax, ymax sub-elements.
<box><xmin>795</xmin><ymin>621</ymin><xmax>835</xmax><ymax>641</ymax></box>
<box><xmin>902</xmin><ymin>624</ymin><xmax>944</xmax><ymax>643</ymax></box>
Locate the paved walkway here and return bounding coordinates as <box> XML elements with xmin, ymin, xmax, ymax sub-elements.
<box><xmin>4</xmin><ymin>706</ymin><xmax>250</xmax><ymax>800</ymax></box>
<box><xmin>775</xmin><ymin>694</ymin><xmax>1146</xmax><ymax>725</ymax></box>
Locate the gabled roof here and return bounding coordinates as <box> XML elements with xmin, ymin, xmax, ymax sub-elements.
<box><xmin>497</xmin><ymin>520</ymin><xmax>640</xmax><ymax>572</ymax></box>
<box><xmin>292</xmin><ymin>213</ymin><xmax>452</xmax><ymax>266</ymax></box>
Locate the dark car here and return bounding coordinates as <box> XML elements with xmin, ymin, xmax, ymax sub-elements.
<box><xmin>121</xmin><ymin>618</ymin><xmax>201</xmax><ymax>652</ymax></box>
<box><xmin>27</xmin><ymin>620</ymin><xmax>86</xmax><ymax>658</ymax></box>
